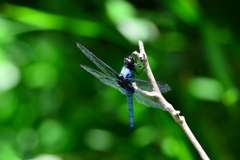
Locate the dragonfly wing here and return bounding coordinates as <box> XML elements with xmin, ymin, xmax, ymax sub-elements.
<box><xmin>133</xmin><ymin>79</ymin><xmax>171</xmax><ymax>93</ymax></box>
<box><xmin>81</xmin><ymin>64</ymin><xmax>125</xmax><ymax>95</ymax></box>
<box><xmin>77</xmin><ymin>43</ymin><xmax>119</xmax><ymax>78</ymax></box>
<box><xmin>156</xmin><ymin>81</ymin><xmax>171</xmax><ymax>93</ymax></box>
<box><xmin>133</xmin><ymin>92</ymin><xmax>167</xmax><ymax>111</ymax></box>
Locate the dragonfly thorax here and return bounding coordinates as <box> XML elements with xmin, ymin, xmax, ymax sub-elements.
<box><xmin>117</xmin><ymin>65</ymin><xmax>135</xmax><ymax>91</ymax></box>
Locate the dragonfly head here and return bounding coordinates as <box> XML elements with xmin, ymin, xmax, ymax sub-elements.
<box><xmin>124</xmin><ymin>56</ymin><xmax>135</xmax><ymax>66</ymax></box>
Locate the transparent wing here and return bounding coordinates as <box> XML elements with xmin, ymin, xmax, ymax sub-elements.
<box><xmin>130</xmin><ymin>78</ymin><xmax>171</xmax><ymax>93</ymax></box>
<box><xmin>133</xmin><ymin>91</ymin><xmax>167</xmax><ymax>111</ymax></box>
<box><xmin>77</xmin><ymin>43</ymin><xmax>118</xmax><ymax>78</ymax></box>
<box><xmin>81</xmin><ymin>65</ymin><xmax>170</xmax><ymax>111</ymax></box>
<box><xmin>81</xmin><ymin>64</ymin><xmax>125</xmax><ymax>95</ymax></box>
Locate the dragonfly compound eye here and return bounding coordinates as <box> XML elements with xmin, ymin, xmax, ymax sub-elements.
<box><xmin>124</xmin><ymin>56</ymin><xmax>135</xmax><ymax>65</ymax></box>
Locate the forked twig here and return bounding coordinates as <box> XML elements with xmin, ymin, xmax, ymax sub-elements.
<box><xmin>132</xmin><ymin>40</ymin><xmax>210</xmax><ymax>160</ymax></box>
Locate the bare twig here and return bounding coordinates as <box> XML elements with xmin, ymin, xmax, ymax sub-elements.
<box><xmin>132</xmin><ymin>40</ymin><xmax>210</xmax><ymax>160</ymax></box>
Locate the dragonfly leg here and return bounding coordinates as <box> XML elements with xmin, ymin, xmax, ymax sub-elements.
<box><xmin>135</xmin><ymin>62</ymin><xmax>142</xmax><ymax>67</ymax></box>
<box><xmin>135</xmin><ymin>66</ymin><xmax>145</xmax><ymax>75</ymax></box>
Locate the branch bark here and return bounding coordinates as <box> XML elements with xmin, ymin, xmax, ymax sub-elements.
<box><xmin>132</xmin><ymin>40</ymin><xmax>210</xmax><ymax>160</ymax></box>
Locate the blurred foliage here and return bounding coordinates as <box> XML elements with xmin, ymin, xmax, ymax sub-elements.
<box><xmin>0</xmin><ymin>0</ymin><xmax>239</xmax><ymax>159</ymax></box>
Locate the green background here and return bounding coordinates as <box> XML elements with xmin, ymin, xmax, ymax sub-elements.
<box><xmin>0</xmin><ymin>0</ymin><xmax>239</xmax><ymax>159</ymax></box>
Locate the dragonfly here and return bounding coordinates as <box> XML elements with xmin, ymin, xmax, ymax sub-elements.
<box><xmin>77</xmin><ymin>42</ymin><xmax>171</xmax><ymax>133</ymax></box>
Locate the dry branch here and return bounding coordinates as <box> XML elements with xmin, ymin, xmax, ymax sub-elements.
<box><xmin>132</xmin><ymin>40</ymin><xmax>210</xmax><ymax>160</ymax></box>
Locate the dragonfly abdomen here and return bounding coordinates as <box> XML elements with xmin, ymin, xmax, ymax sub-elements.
<box><xmin>126</xmin><ymin>87</ymin><xmax>134</xmax><ymax>133</ymax></box>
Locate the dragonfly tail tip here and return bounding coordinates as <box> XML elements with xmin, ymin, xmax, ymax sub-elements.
<box><xmin>130</xmin><ymin>127</ymin><xmax>134</xmax><ymax>134</ymax></box>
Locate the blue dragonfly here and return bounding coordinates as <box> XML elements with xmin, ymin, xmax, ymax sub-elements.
<box><xmin>77</xmin><ymin>42</ymin><xmax>171</xmax><ymax>133</ymax></box>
